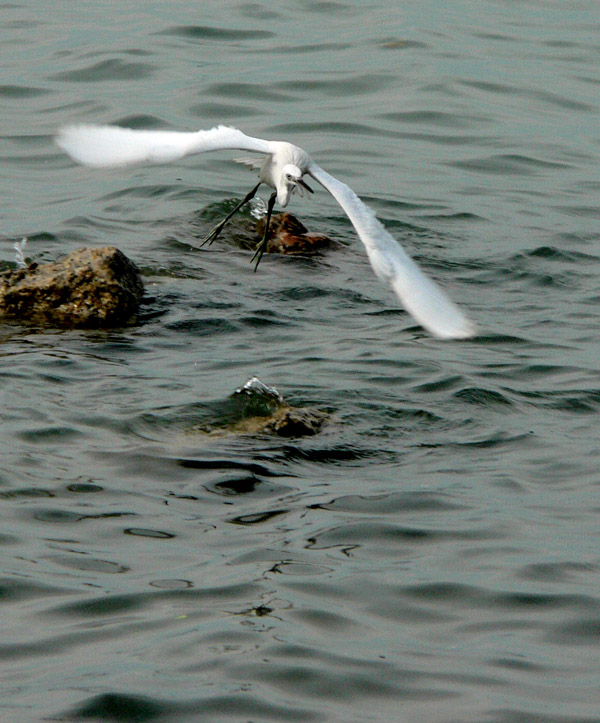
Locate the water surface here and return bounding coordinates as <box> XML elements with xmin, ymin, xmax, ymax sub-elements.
<box><xmin>1</xmin><ymin>1</ymin><xmax>600</xmax><ymax>721</ymax></box>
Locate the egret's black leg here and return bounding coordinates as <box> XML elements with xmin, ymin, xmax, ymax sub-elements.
<box><xmin>251</xmin><ymin>192</ymin><xmax>277</xmax><ymax>272</ymax></box>
<box><xmin>200</xmin><ymin>182</ymin><xmax>262</xmax><ymax>247</ymax></box>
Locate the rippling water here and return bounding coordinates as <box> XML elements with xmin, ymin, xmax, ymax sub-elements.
<box><xmin>2</xmin><ymin>1</ymin><xmax>600</xmax><ymax>721</ymax></box>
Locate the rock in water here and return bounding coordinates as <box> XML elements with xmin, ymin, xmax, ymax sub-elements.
<box><xmin>194</xmin><ymin>376</ymin><xmax>331</xmax><ymax>438</ymax></box>
<box><xmin>256</xmin><ymin>212</ymin><xmax>334</xmax><ymax>254</ymax></box>
<box><xmin>0</xmin><ymin>246</ymin><xmax>144</xmax><ymax>328</ymax></box>
<box><xmin>198</xmin><ymin>205</ymin><xmax>335</xmax><ymax>255</ymax></box>
<box><xmin>258</xmin><ymin>406</ymin><xmax>329</xmax><ymax>437</ymax></box>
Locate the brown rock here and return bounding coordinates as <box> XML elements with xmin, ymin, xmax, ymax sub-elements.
<box><xmin>203</xmin><ymin>404</ymin><xmax>329</xmax><ymax>438</ymax></box>
<box><xmin>207</xmin><ymin>210</ymin><xmax>335</xmax><ymax>255</ymax></box>
<box><xmin>0</xmin><ymin>246</ymin><xmax>144</xmax><ymax>328</ymax></box>
<box><xmin>257</xmin><ymin>212</ymin><xmax>334</xmax><ymax>254</ymax></box>
<box><xmin>194</xmin><ymin>377</ymin><xmax>331</xmax><ymax>438</ymax></box>
<box><xmin>260</xmin><ymin>406</ymin><xmax>329</xmax><ymax>437</ymax></box>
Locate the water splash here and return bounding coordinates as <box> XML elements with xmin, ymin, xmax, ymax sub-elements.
<box><xmin>13</xmin><ymin>237</ymin><xmax>27</xmax><ymax>268</ymax></box>
<box><xmin>249</xmin><ymin>197</ymin><xmax>267</xmax><ymax>220</ymax></box>
<box><xmin>235</xmin><ymin>376</ymin><xmax>284</xmax><ymax>403</ymax></box>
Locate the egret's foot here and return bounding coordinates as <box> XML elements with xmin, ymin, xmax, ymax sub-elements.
<box><xmin>251</xmin><ymin>235</ymin><xmax>269</xmax><ymax>271</ymax></box>
<box><xmin>251</xmin><ymin>191</ymin><xmax>277</xmax><ymax>272</ymax></box>
<box><xmin>200</xmin><ymin>222</ymin><xmax>226</xmax><ymax>248</ymax></box>
<box><xmin>199</xmin><ymin>181</ymin><xmax>262</xmax><ymax>249</ymax></box>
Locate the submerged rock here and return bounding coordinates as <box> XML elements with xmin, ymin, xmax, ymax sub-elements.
<box><xmin>256</xmin><ymin>212</ymin><xmax>334</xmax><ymax>255</ymax></box>
<box><xmin>225</xmin><ymin>404</ymin><xmax>329</xmax><ymax>437</ymax></box>
<box><xmin>0</xmin><ymin>246</ymin><xmax>144</xmax><ymax>328</ymax></box>
<box><xmin>198</xmin><ymin>204</ymin><xmax>335</xmax><ymax>255</ymax></box>
<box><xmin>196</xmin><ymin>377</ymin><xmax>330</xmax><ymax>438</ymax></box>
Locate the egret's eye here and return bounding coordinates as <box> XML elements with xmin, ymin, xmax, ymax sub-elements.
<box><xmin>285</xmin><ymin>173</ymin><xmax>293</xmax><ymax>182</ymax></box>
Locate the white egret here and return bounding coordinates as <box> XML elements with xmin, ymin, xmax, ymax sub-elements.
<box><xmin>55</xmin><ymin>123</ymin><xmax>476</xmax><ymax>339</ymax></box>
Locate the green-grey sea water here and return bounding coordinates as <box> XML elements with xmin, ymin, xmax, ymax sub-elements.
<box><xmin>1</xmin><ymin>1</ymin><xmax>599</xmax><ymax>721</ymax></box>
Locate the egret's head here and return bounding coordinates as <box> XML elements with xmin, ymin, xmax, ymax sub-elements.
<box><xmin>278</xmin><ymin>164</ymin><xmax>313</xmax><ymax>206</ymax></box>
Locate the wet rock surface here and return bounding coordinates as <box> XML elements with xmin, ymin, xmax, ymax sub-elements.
<box><xmin>255</xmin><ymin>212</ymin><xmax>334</xmax><ymax>255</ymax></box>
<box><xmin>197</xmin><ymin>204</ymin><xmax>336</xmax><ymax>256</ymax></box>
<box><xmin>195</xmin><ymin>377</ymin><xmax>331</xmax><ymax>438</ymax></box>
<box><xmin>224</xmin><ymin>404</ymin><xmax>329</xmax><ymax>437</ymax></box>
<box><xmin>0</xmin><ymin>246</ymin><xmax>144</xmax><ymax>328</ymax></box>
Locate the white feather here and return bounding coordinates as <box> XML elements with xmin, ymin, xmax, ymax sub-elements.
<box><xmin>307</xmin><ymin>164</ymin><xmax>476</xmax><ymax>339</ymax></box>
<box><xmin>233</xmin><ymin>157</ymin><xmax>265</xmax><ymax>171</ymax></box>
<box><xmin>55</xmin><ymin>124</ymin><xmax>272</xmax><ymax>168</ymax></box>
<box><xmin>55</xmin><ymin>123</ymin><xmax>476</xmax><ymax>338</ymax></box>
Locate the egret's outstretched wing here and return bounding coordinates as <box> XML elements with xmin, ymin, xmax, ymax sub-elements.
<box><xmin>55</xmin><ymin>124</ymin><xmax>272</xmax><ymax>168</ymax></box>
<box><xmin>233</xmin><ymin>157</ymin><xmax>265</xmax><ymax>171</ymax></box>
<box><xmin>308</xmin><ymin>163</ymin><xmax>475</xmax><ymax>339</ymax></box>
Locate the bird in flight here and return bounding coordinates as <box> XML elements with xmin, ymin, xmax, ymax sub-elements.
<box><xmin>55</xmin><ymin>124</ymin><xmax>476</xmax><ymax>339</ymax></box>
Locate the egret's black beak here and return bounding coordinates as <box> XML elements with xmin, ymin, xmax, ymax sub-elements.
<box><xmin>298</xmin><ymin>178</ymin><xmax>314</xmax><ymax>194</ymax></box>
